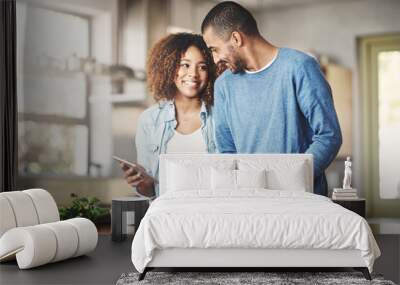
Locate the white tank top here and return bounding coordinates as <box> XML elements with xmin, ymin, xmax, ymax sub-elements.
<box><xmin>166</xmin><ymin>128</ymin><xmax>207</xmax><ymax>154</ymax></box>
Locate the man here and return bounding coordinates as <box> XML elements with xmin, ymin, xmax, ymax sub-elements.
<box><xmin>201</xmin><ymin>1</ymin><xmax>342</xmax><ymax>196</ymax></box>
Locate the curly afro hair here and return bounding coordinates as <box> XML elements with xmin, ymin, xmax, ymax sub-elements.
<box><xmin>147</xmin><ymin>33</ymin><xmax>215</xmax><ymax>108</ymax></box>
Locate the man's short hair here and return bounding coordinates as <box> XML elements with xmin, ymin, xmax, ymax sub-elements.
<box><xmin>201</xmin><ymin>1</ymin><xmax>259</xmax><ymax>39</ymax></box>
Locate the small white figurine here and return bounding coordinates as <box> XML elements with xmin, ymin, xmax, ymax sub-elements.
<box><xmin>343</xmin><ymin>156</ymin><xmax>352</xmax><ymax>189</ymax></box>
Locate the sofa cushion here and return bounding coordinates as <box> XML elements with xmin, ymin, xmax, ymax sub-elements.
<box><xmin>0</xmin><ymin>191</ymin><xmax>39</xmax><ymax>227</ymax></box>
<box><xmin>24</xmin><ymin>189</ymin><xmax>59</xmax><ymax>224</ymax></box>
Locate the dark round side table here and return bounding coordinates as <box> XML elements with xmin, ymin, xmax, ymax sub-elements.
<box><xmin>111</xmin><ymin>196</ymin><xmax>150</xmax><ymax>242</ymax></box>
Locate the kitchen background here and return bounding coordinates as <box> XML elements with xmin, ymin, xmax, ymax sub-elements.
<box><xmin>15</xmin><ymin>0</ymin><xmax>400</xmax><ymax>217</ymax></box>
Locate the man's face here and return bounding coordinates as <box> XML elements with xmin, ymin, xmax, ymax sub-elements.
<box><xmin>203</xmin><ymin>27</ymin><xmax>246</xmax><ymax>74</ymax></box>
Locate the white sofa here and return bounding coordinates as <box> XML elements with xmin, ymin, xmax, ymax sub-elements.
<box><xmin>0</xmin><ymin>189</ymin><xmax>98</xmax><ymax>269</ymax></box>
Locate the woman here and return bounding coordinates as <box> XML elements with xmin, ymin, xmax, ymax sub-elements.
<box><xmin>121</xmin><ymin>33</ymin><xmax>216</xmax><ymax>197</ymax></box>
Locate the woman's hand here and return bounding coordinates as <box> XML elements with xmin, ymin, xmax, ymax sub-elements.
<box><xmin>120</xmin><ymin>163</ymin><xmax>155</xmax><ymax>197</ymax></box>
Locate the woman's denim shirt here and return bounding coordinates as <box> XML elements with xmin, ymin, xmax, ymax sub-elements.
<box><xmin>135</xmin><ymin>100</ymin><xmax>216</xmax><ymax>196</ymax></box>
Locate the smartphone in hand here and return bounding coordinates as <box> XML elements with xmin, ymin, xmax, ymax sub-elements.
<box><xmin>112</xmin><ymin>156</ymin><xmax>137</xmax><ymax>168</ymax></box>
<box><xmin>113</xmin><ymin>156</ymin><xmax>151</xmax><ymax>199</ymax></box>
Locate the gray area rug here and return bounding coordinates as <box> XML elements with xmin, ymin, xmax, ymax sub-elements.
<box><xmin>116</xmin><ymin>271</ymin><xmax>396</xmax><ymax>285</ymax></box>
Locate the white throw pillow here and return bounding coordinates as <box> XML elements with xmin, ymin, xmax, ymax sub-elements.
<box><xmin>238</xmin><ymin>159</ymin><xmax>309</xmax><ymax>191</ymax></box>
<box><xmin>267</xmin><ymin>161</ymin><xmax>308</xmax><ymax>191</ymax></box>
<box><xmin>167</xmin><ymin>162</ymin><xmax>209</xmax><ymax>191</ymax></box>
<box><xmin>236</xmin><ymin>169</ymin><xmax>267</xmax><ymax>189</ymax></box>
<box><xmin>211</xmin><ymin>168</ymin><xmax>268</xmax><ymax>190</ymax></box>
<box><xmin>211</xmin><ymin>168</ymin><xmax>236</xmax><ymax>190</ymax></box>
<box><xmin>166</xmin><ymin>159</ymin><xmax>236</xmax><ymax>192</ymax></box>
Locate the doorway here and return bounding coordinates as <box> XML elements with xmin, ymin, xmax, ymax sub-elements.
<box><xmin>359</xmin><ymin>34</ymin><xmax>400</xmax><ymax>217</ymax></box>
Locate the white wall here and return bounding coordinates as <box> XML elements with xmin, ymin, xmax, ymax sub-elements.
<box><xmin>254</xmin><ymin>0</ymin><xmax>400</xmax><ymax>194</ymax></box>
<box><xmin>168</xmin><ymin>0</ymin><xmax>216</xmax><ymax>33</ymax></box>
<box><xmin>122</xmin><ymin>0</ymin><xmax>148</xmax><ymax>69</ymax></box>
<box><xmin>170</xmin><ymin>0</ymin><xmax>193</xmax><ymax>30</ymax></box>
<box><xmin>255</xmin><ymin>0</ymin><xmax>400</xmax><ymax>67</ymax></box>
<box><xmin>192</xmin><ymin>0</ymin><xmax>217</xmax><ymax>33</ymax></box>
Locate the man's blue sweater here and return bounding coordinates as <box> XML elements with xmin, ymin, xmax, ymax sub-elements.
<box><xmin>213</xmin><ymin>47</ymin><xmax>342</xmax><ymax>196</ymax></box>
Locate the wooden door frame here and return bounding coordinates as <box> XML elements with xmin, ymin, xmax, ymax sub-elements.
<box><xmin>358</xmin><ymin>34</ymin><xmax>400</xmax><ymax>217</ymax></box>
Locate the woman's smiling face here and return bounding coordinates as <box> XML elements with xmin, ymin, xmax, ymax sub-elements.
<box><xmin>174</xmin><ymin>45</ymin><xmax>208</xmax><ymax>99</ymax></box>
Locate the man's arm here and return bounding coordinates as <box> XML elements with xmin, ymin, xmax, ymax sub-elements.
<box><xmin>214</xmin><ymin>79</ymin><xmax>237</xmax><ymax>153</ymax></box>
<box><xmin>296</xmin><ymin>57</ymin><xmax>342</xmax><ymax>177</ymax></box>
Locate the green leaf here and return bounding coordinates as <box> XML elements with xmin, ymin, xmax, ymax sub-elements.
<box><xmin>58</xmin><ymin>195</ymin><xmax>109</xmax><ymax>222</ymax></box>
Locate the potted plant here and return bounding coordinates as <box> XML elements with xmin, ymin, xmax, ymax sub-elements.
<box><xmin>59</xmin><ymin>193</ymin><xmax>110</xmax><ymax>227</ymax></box>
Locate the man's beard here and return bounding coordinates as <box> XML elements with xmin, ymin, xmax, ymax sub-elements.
<box><xmin>216</xmin><ymin>57</ymin><xmax>245</xmax><ymax>75</ymax></box>
<box><xmin>230</xmin><ymin>57</ymin><xmax>246</xmax><ymax>74</ymax></box>
<box><xmin>227</xmin><ymin>47</ymin><xmax>246</xmax><ymax>74</ymax></box>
